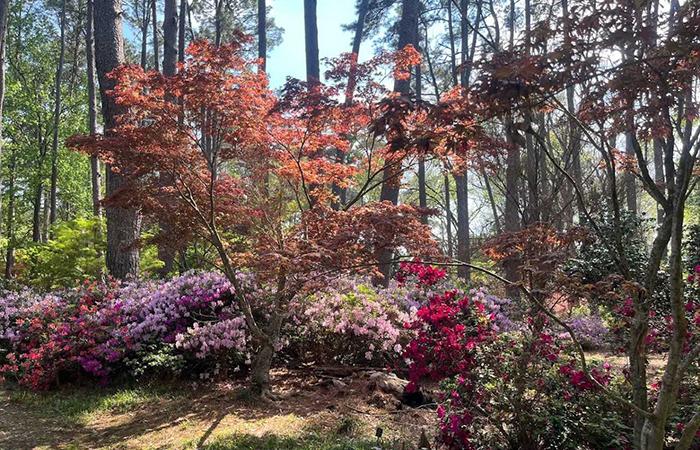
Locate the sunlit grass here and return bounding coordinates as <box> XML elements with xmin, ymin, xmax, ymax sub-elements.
<box><xmin>6</xmin><ymin>383</ymin><xmax>179</xmax><ymax>425</ymax></box>
<box><xmin>191</xmin><ymin>431</ymin><xmax>397</xmax><ymax>450</ymax></box>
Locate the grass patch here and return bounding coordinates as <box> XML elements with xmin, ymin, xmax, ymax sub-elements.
<box><xmin>196</xmin><ymin>432</ymin><xmax>392</xmax><ymax>450</ymax></box>
<box><xmin>6</xmin><ymin>383</ymin><xmax>180</xmax><ymax>425</ymax></box>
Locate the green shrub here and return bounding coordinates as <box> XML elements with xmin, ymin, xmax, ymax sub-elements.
<box><xmin>16</xmin><ymin>217</ymin><xmax>105</xmax><ymax>290</ymax></box>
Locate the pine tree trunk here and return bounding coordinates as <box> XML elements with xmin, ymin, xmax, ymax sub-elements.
<box><xmin>444</xmin><ymin>175</ymin><xmax>453</xmax><ymax>257</ymax></box>
<box><xmin>94</xmin><ymin>0</ymin><xmax>142</xmax><ymax>279</ymax></box>
<box><xmin>156</xmin><ymin>0</ymin><xmax>178</xmax><ymax>276</ymax></box>
<box><xmin>162</xmin><ymin>0</ymin><xmax>176</xmax><ymax>76</ymax></box>
<box><xmin>86</xmin><ymin>0</ymin><xmax>101</xmax><ymax>218</ymax></box>
<box><xmin>455</xmin><ymin>0</ymin><xmax>471</xmax><ymax>282</ymax></box>
<box><xmin>257</xmin><ymin>0</ymin><xmax>266</xmax><ymax>72</ymax></box>
<box><xmin>4</xmin><ymin>146</ymin><xmax>15</xmax><ymax>278</ymax></box>
<box><xmin>303</xmin><ymin>0</ymin><xmax>319</xmax><ymax>85</ymax></box>
<box><xmin>455</xmin><ymin>174</ymin><xmax>470</xmax><ymax>281</ymax></box>
<box><xmin>0</xmin><ymin>0</ymin><xmax>9</xmax><ymax>232</ymax></box>
<box><xmin>178</xmin><ymin>0</ymin><xmax>186</xmax><ymax>62</ymax></box>
<box><xmin>140</xmin><ymin>0</ymin><xmax>148</xmax><ymax>69</ymax></box>
<box><xmin>214</xmin><ymin>0</ymin><xmax>221</xmax><ymax>46</ymax></box>
<box><xmin>151</xmin><ymin>0</ymin><xmax>159</xmax><ymax>71</ymax></box>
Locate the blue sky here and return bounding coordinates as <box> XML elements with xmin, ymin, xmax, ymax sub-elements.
<box><xmin>266</xmin><ymin>0</ymin><xmax>360</xmax><ymax>88</ymax></box>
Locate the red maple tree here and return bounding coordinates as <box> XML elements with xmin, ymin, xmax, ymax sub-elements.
<box><xmin>69</xmin><ymin>39</ymin><xmax>439</xmax><ymax>395</ymax></box>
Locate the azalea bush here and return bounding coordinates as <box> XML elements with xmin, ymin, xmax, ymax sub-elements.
<box><xmin>403</xmin><ymin>287</ymin><xmax>634</xmax><ymax>449</ymax></box>
<box><xmin>0</xmin><ymin>272</ymin><xmax>250</xmax><ymax>389</ymax></box>
<box><xmin>289</xmin><ymin>279</ymin><xmax>416</xmax><ymax>366</ymax></box>
<box><xmin>562</xmin><ymin>313</ymin><xmax>609</xmax><ymax>351</ymax></box>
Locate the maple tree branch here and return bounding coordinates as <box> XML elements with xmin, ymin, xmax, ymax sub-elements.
<box><xmin>677</xmin><ymin>410</ymin><xmax>700</xmax><ymax>450</ymax></box>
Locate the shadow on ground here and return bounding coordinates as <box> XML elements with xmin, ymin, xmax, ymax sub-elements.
<box><xmin>0</xmin><ymin>369</ymin><xmax>433</xmax><ymax>449</ymax></box>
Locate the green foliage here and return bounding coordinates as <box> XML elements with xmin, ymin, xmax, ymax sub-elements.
<box><xmin>16</xmin><ymin>217</ymin><xmax>105</xmax><ymax>290</ymax></box>
<box><xmin>566</xmin><ymin>210</ymin><xmax>651</xmax><ymax>284</ymax></box>
<box><xmin>123</xmin><ymin>344</ymin><xmax>185</xmax><ymax>379</ymax></box>
<box><xmin>11</xmin><ymin>218</ymin><xmax>171</xmax><ymax>290</ymax></box>
<box><xmin>683</xmin><ymin>224</ymin><xmax>700</xmax><ymax>271</ymax></box>
<box><xmin>139</xmin><ymin>229</ymin><xmax>166</xmax><ymax>276</ymax></box>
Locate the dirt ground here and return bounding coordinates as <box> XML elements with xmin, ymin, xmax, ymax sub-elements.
<box><xmin>0</xmin><ymin>369</ymin><xmax>436</xmax><ymax>450</ymax></box>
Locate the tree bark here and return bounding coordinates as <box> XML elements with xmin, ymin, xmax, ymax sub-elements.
<box><xmin>257</xmin><ymin>0</ymin><xmax>266</xmax><ymax>72</ymax></box>
<box><xmin>162</xmin><ymin>0</ymin><xmax>176</xmax><ymax>75</ymax></box>
<box><xmin>625</xmin><ymin>133</ymin><xmax>637</xmax><ymax>213</ymax></box>
<box><xmin>94</xmin><ymin>0</ymin><xmax>142</xmax><ymax>279</ymax></box>
<box><xmin>250</xmin><ymin>341</ymin><xmax>275</xmax><ymax>396</ymax></box>
<box><xmin>87</xmin><ymin>0</ymin><xmax>101</xmax><ymax>218</ymax></box>
<box><xmin>444</xmin><ymin>175</ymin><xmax>453</xmax><ymax>257</ymax></box>
<box><xmin>140</xmin><ymin>0</ymin><xmax>148</xmax><ymax>69</ymax></box>
<box><xmin>151</xmin><ymin>0</ymin><xmax>159</xmax><ymax>70</ymax></box>
<box><xmin>49</xmin><ymin>0</ymin><xmax>67</xmax><ymax>230</ymax></box>
<box><xmin>214</xmin><ymin>0</ymin><xmax>222</xmax><ymax>46</ymax></box>
<box><xmin>455</xmin><ymin>174</ymin><xmax>470</xmax><ymax>280</ymax></box>
<box><xmin>303</xmin><ymin>0</ymin><xmax>319</xmax><ymax>85</ymax></box>
<box><xmin>178</xmin><ymin>0</ymin><xmax>186</xmax><ymax>62</ymax></box>
<box><xmin>455</xmin><ymin>0</ymin><xmax>471</xmax><ymax>281</ymax></box>
<box><xmin>4</xmin><ymin>146</ymin><xmax>15</xmax><ymax>278</ymax></box>
<box><xmin>0</xmin><ymin>0</ymin><xmax>9</xmax><ymax>231</ymax></box>
<box><xmin>415</xmin><ymin>36</ymin><xmax>427</xmax><ymax>220</ymax></box>
<box><xmin>156</xmin><ymin>0</ymin><xmax>178</xmax><ymax>277</ymax></box>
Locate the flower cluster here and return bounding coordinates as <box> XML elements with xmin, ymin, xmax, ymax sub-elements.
<box><xmin>563</xmin><ymin>314</ymin><xmax>609</xmax><ymax>350</ymax></box>
<box><xmin>403</xmin><ymin>289</ymin><xmax>494</xmax><ymax>448</ymax></box>
<box><xmin>559</xmin><ymin>360</ymin><xmax>612</xmax><ymax>391</ymax></box>
<box><xmin>395</xmin><ymin>260</ymin><xmax>447</xmax><ymax>287</ymax></box>
<box><xmin>0</xmin><ymin>272</ymin><xmax>250</xmax><ymax>389</ymax></box>
<box><xmin>291</xmin><ymin>277</ymin><xmax>416</xmax><ymax>364</ymax></box>
<box><xmin>403</xmin><ymin>285</ymin><xmax>631</xmax><ymax>449</ymax></box>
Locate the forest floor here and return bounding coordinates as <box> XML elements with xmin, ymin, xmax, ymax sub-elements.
<box><xmin>0</xmin><ymin>369</ymin><xmax>435</xmax><ymax>450</ymax></box>
<box><xmin>0</xmin><ymin>353</ymin><xmax>668</xmax><ymax>450</ymax></box>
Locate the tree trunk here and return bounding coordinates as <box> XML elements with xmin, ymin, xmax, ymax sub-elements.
<box><xmin>49</xmin><ymin>0</ymin><xmax>67</xmax><ymax>230</ymax></box>
<box><xmin>561</xmin><ymin>0</ymin><xmax>582</xmax><ymax>226</ymax></box>
<box><xmin>250</xmin><ymin>341</ymin><xmax>275</xmax><ymax>396</ymax></box>
<box><xmin>178</xmin><ymin>0</ymin><xmax>186</xmax><ymax>62</ymax></box>
<box><xmin>346</xmin><ymin>0</ymin><xmax>369</xmax><ymax>103</ymax></box>
<box><xmin>455</xmin><ymin>0</ymin><xmax>471</xmax><ymax>281</ymax></box>
<box><xmin>625</xmin><ymin>133</ymin><xmax>637</xmax><ymax>213</ymax></box>
<box><xmin>86</xmin><ymin>0</ymin><xmax>101</xmax><ymax>218</ymax></box>
<box><xmin>42</xmin><ymin>185</ymin><xmax>50</xmax><ymax>241</ymax></box>
<box><xmin>0</xmin><ymin>0</ymin><xmax>9</xmax><ymax>231</ymax></box>
<box><xmin>156</xmin><ymin>0</ymin><xmax>178</xmax><ymax>276</ymax></box>
<box><xmin>482</xmin><ymin>167</ymin><xmax>501</xmax><ymax>234</ymax></box>
<box><xmin>444</xmin><ymin>175</ymin><xmax>453</xmax><ymax>257</ymax></box>
<box><xmin>415</xmin><ymin>37</ymin><xmax>427</xmax><ymax>220</ymax></box>
<box><xmin>214</xmin><ymin>0</ymin><xmax>222</xmax><ymax>46</ymax></box>
<box><xmin>162</xmin><ymin>0</ymin><xmax>176</xmax><ymax>75</ymax></box>
<box><xmin>140</xmin><ymin>0</ymin><xmax>148</xmax><ymax>69</ymax></box>
<box><xmin>503</xmin><ymin>117</ymin><xmax>523</xmax><ymax>298</ymax></box>
<box><xmin>32</xmin><ymin>183</ymin><xmax>42</xmax><ymax>242</ymax></box>
<box><xmin>94</xmin><ymin>0</ymin><xmax>142</xmax><ymax>279</ymax></box>
<box><xmin>455</xmin><ymin>174</ymin><xmax>470</xmax><ymax>281</ymax></box>
<box><xmin>257</xmin><ymin>0</ymin><xmax>266</xmax><ymax>72</ymax></box>
<box><xmin>376</xmin><ymin>0</ymin><xmax>419</xmax><ymax>285</ymax></box>
<box><xmin>653</xmin><ymin>139</ymin><xmax>664</xmax><ymax>225</ymax></box>
<box><xmin>303</xmin><ymin>0</ymin><xmax>319</xmax><ymax>85</ymax></box>
<box><xmin>151</xmin><ymin>0</ymin><xmax>159</xmax><ymax>70</ymax></box>
<box><xmin>4</xmin><ymin>146</ymin><xmax>15</xmax><ymax>278</ymax></box>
